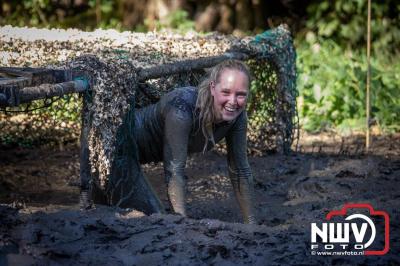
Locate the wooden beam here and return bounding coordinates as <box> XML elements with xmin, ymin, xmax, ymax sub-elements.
<box><xmin>1</xmin><ymin>51</ymin><xmax>250</xmax><ymax>107</ymax></box>
<box><xmin>18</xmin><ymin>79</ymin><xmax>89</xmax><ymax>104</ymax></box>
<box><xmin>0</xmin><ymin>79</ymin><xmax>89</xmax><ymax>107</ymax></box>
<box><xmin>137</xmin><ymin>51</ymin><xmax>250</xmax><ymax>81</ymax></box>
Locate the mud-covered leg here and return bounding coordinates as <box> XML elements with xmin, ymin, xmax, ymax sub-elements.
<box><xmin>107</xmin><ymin>104</ymin><xmax>165</xmax><ymax>214</ymax></box>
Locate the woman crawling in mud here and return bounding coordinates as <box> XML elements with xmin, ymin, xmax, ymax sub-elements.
<box><xmin>88</xmin><ymin>60</ymin><xmax>257</xmax><ymax>224</ymax></box>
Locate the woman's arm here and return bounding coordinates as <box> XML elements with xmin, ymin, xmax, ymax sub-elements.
<box><xmin>226</xmin><ymin>111</ymin><xmax>257</xmax><ymax>224</ymax></box>
<box><xmin>163</xmin><ymin>104</ymin><xmax>192</xmax><ymax>216</ymax></box>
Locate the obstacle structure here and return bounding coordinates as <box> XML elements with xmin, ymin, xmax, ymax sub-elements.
<box><xmin>0</xmin><ymin>25</ymin><xmax>297</xmax><ymax>211</ymax></box>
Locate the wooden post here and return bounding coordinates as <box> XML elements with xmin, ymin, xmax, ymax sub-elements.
<box><xmin>79</xmin><ymin>92</ymin><xmax>94</xmax><ymax>208</ymax></box>
<box><xmin>366</xmin><ymin>0</ymin><xmax>372</xmax><ymax>150</ymax></box>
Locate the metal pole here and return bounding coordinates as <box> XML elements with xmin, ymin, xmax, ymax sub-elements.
<box><xmin>366</xmin><ymin>0</ymin><xmax>371</xmax><ymax>150</ymax></box>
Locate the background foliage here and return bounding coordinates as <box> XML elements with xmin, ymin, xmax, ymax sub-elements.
<box><xmin>296</xmin><ymin>0</ymin><xmax>400</xmax><ymax>132</ymax></box>
<box><xmin>1</xmin><ymin>0</ymin><xmax>399</xmax><ymax>142</ymax></box>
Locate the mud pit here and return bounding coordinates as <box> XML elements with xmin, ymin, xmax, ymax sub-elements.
<box><xmin>1</xmin><ymin>133</ymin><xmax>400</xmax><ymax>265</ymax></box>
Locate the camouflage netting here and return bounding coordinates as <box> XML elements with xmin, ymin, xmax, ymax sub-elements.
<box><xmin>0</xmin><ymin>25</ymin><xmax>297</xmax><ymax>207</ymax></box>
<box><xmin>65</xmin><ymin>56</ymin><xmax>138</xmax><ymax>189</ymax></box>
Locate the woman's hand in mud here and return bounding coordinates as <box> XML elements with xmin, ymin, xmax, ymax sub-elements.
<box><xmin>167</xmin><ymin>174</ymin><xmax>187</xmax><ymax>217</ymax></box>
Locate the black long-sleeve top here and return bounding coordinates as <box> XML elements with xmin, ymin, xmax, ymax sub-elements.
<box><xmin>134</xmin><ymin>87</ymin><xmax>256</xmax><ymax>223</ymax></box>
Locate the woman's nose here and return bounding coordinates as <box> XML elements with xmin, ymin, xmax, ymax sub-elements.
<box><xmin>228</xmin><ymin>95</ymin><xmax>237</xmax><ymax>104</ymax></box>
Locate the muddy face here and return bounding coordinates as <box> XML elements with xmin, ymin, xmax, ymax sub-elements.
<box><xmin>211</xmin><ymin>69</ymin><xmax>249</xmax><ymax>123</ymax></box>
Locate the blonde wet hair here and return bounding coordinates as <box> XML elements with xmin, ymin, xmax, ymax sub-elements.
<box><xmin>195</xmin><ymin>59</ymin><xmax>251</xmax><ymax>152</ymax></box>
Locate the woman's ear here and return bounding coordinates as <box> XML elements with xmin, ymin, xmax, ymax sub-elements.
<box><xmin>210</xmin><ymin>81</ymin><xmax>215</xmax><ymax>96</ymax></box>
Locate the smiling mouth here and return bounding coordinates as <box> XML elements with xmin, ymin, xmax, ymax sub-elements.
<box><xmin>224</xmin><ymin>106</ymin><xmax>237</xmax><ymax>113</ymax></box>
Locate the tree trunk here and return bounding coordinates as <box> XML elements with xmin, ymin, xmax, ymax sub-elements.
<box><xmin>195</xmin><ymin>1</ymin><xmax>219</xmax><ymax>32</ymax></box>
<box><xmin>235</xmin><ymin>0</ymin><xmax>254</xmax><ymax>32</ymax></box>
<box><xmin>122</xmin><ymin>0</ymin><xmax>186</xmax><ymax>30</ymax></box>
<box><xmin>216</xmin><ymin>2</ymin><xmax>234</xmax><ymax>33</ymax></box>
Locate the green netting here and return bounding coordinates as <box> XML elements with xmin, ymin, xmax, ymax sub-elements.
<box><xmin>248</xmin><ymin>27</ymin><xmax>298</xmax><ymax>153</ymax></box>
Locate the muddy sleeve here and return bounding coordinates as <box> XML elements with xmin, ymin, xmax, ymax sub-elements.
<box><xmin>163</xmin><ymin>107</ymin><xmax>192</xmax><ymax>216</ymax></box>
<box><xmin>226</xmin><ymin>111</ymin><xmax>257</xmax><ymax>224</ymax></box>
